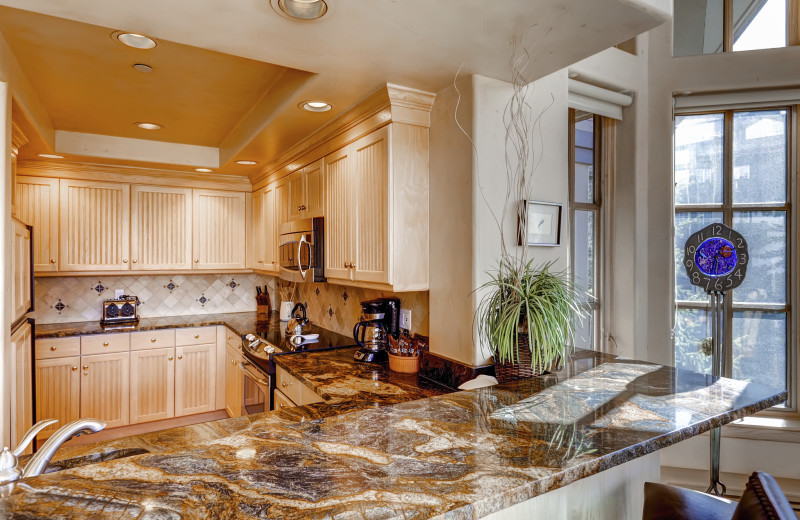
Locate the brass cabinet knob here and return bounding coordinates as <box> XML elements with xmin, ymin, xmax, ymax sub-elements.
<box><xmin>279</xmin><ymin>403</ymin><xmax>285</xmax><ymax>409</ymax></box>
<box><xmin>281</xmin><ymin>381</ymin><xmax>288</xmax><ymax>387</ymax></box>
<box><xmin>194</xmin><ymin>334</ymin><xmax>200</xmax><ymax>339</ymax></box>
<box><xmin>194</xmin><ymin>258</ymin><xmax>199</xmax><ymax>263</ymax></box>
<box><xmin>168</xmin><ymin>356</ymin><xmax>174</xmax><ymax>361</ymax></box>
<box><xmin>132</xmin><ymin>259</ymin><xmax>138</xmax><ymax>264</ymax></box>
<box><xmin>233</xmin><ymin>360</ymin><xmax>238</xmax><ymax>366</ymax></box>
<box><xmin>50</xmin><ymin>346</ymin><xmax>57</xmax><ymax>351</ymax></box>
<box><xmin>82</xmin><ymin>365</ymin><xmax>88</xmax><ymax>370</ymax></box>
<box><xmin>123</xmin><ymin>259</ymin><xmax>128</xmax><ymax>263</ymax></box>
<box><xmin>49</xmin><ymin>258</ymin><xmax>55</xmax><ymax>264</ymax></box>
<box><xmin>178</xmin><ymin>355</ymin><xmax>183</xmax><ymax>360</ymax></box>
<box><xmin>103</xmin><ymin>342</ymin><xmax>109</xmax><ymax>346</ymax></box>
<box><xmin>151</xmin><ymin>338</ymin><xmax>157</xmax><ymax>343</ymax></box>
<box><xmin>71</xmin><ymin>366</ymin><xmax>78</xmax><ymax>371</ymax></box>
<box><xmin>351</xmin><ymin>263</ymin><xmax>356</xmax><ymax>269</ymax></box>
<box><xmin>343</xmin><ymin>262</ymin><xmax>348</xmax><ymax>268</ymax></box>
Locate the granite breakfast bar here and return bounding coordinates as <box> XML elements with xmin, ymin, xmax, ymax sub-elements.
<box><xmin>0</xmin><ymin>344</ymin><xmax>787</xmax><ymax>519</ymax></box>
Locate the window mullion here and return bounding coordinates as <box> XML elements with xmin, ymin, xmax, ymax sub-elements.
<box><xmin>724</xmin><ymin>0</ymin><xmax>734</xmax><ymax>52</ymax></box>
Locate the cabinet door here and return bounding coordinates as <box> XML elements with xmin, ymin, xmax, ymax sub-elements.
<box><xmin>251</xmin><ymin>189</ymin><xmax>264</xmax><ymax>268</ymax></box>
<box><xmin>287</xmin><ymin>169</ymin><xmax>305</xmax><ymax>221</ymax></box>
<box><xmin>35</xmin><ymin>356</ymin><xmax>80</xmax><ymax>441</ymax></box>
<box><xmin>80</xmin><ymin>352</ymin><xmax>130</xmax><ymax>429</ymax></box>
<box><xmin>175</xmin><ymin>344</ymin><xmax>216</xmax><ymax>416</ymax></box>
<box><xmin>131</xmin><ymin>186</ymin><xmax>193</xmax><ymax>270</ymax></box>
<box><xmin>60</xmin><ymin>180</ymin><xmax>130</xmax><ymax>271</ymax></box>
<box><xmin>192</xmin><ymin>189</ymin><xmax>246</xmax><ymax>269</ymax></box>
<box><xmin>16</xmin><ymin>176</ymin><xmax>59</xmax><ymax>272</ymax></box>
<box><xmin>263</xmin><ymin>184</ymin><xmax>277</xmax><ymax>271</ymax></box>
<box><xmin>11</xmin><ymin>219</ymin><xmax>31</xmax><ymax>323</ymax></box>
<box><xmin>275</xmin><ymin>180</ymin><xmax>289</xmax><ymax>230</ymax></box>
<box><xmin>130</xmin><ymin>347</ymin><xmax>175</xmax><ymax>424</ymax></box>
<box><xmin>304</xmin><ymin>159</ymin><xmax>324</xmax><ymax>218</ymax></box>
<box><xmin>10</xmin><ymin>322</ymin><xmax>33</xmax><ymax>453</ymax></box>
<box><xmin>324</xmin><ymin>145</ymin><xmax>354</xmax><ymax>281</ymax></box>
<box><xmin>273</xmin><ymin>388</ymin><xmax>295</xmax><ymax>411</ymax></box>
<box><xmin>224</xmin><ymin>345</ymin><xmax>243</xmax><ymax>418</ymax></box>
<box><xmin>353</xmin><ymin>126</ymin><xmax>391</xmax><ymax>284</ymax></box>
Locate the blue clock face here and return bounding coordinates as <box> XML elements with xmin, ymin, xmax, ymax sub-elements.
<box><xmin>694</xmin><ymin>237</ymin><xmax>737</xmax><ymax>277</ymax></box>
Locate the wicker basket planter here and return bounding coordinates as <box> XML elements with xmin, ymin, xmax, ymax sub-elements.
<box><xmin>493</xmin><ymin>333</ymin><xmax>553</xmax><ymax>382</ymax></box>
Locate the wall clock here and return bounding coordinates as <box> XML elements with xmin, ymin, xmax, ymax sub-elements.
<box><xmin>683</xmin><ymin>222</ymin><xmax>749</xmax><ymax>293</ymax></box>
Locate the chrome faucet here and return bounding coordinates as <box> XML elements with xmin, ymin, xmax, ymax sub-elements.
<box><xmin>0</xmin><ymin>418</ymin><xmax>107</xmax><ymax>486</ymax></box>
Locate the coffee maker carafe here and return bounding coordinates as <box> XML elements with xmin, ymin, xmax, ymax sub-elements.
<box><xmin>353</xmin><ymin>297</ymin><xmax>400</xmax><ymax>362</ymax></box>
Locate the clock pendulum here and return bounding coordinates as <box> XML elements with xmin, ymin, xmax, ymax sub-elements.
<box><xmin>683</xmin><ymin>222</ymin><xmax>749</xmax><ymax>496</ymax></box>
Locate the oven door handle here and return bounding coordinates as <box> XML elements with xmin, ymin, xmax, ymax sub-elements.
<box><xmin>239</xmin><ymin>360</ymin><xmax>270</xmax><ymax>387</ymax></box>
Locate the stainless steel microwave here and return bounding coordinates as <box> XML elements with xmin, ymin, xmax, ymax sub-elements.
<box><xmin>278</xmin><ymin>217</ymin><xmax>326</xmax><ymax>283</ymax></box>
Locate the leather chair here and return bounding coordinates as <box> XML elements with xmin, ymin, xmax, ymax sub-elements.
<box><xmin>643</xmin><ymin>472</ymin><xmax>796</xmax><ymax>520</ymax></box>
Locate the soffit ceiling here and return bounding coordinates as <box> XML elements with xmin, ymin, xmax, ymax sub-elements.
<box><xmin>0</xmin><ymin>0</ymin><xmax>670</xmax><ymax>178</ymax></box>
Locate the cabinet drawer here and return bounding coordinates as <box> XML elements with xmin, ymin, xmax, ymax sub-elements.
<box><xmin>131</xmin><ymin>329</ymin><xmax>176</xmax><ymax>350</ymax></box>
<box><xmin>273</xmin><ymin>388</ymin><xmax>296</xmax><ymax>411</ymax></box>
<box><xmin>275</xmin><ymin>366</ymin><xmax>322</xmax><ymax>405</ymax></box>
<box><xmin>81</xmin><ymin>333</ymin><xmax>130</xmax><ymax>355</ymax></box>
<box><xmin>175</xmin><ymin>327</ymin><xmax>216</xmax><ymax>346</ymax></box>
<box><xmin>35</xmin><ymin>336</ymin><xmax>80</xmax><ymax>360</ymax></box>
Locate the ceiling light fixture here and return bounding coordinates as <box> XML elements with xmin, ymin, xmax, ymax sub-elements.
<box><xmin>135</xmin><ymin>122</ymin><xmax>163</xmax><ymax>130</ymax></box>
<box><xmin>116</xmin><ymin>32</ymin><xmax>157</xmax><ymax>49</ymax></box>
<box><xmin>133</xmin><ymin>63</ymin><xmax>153</xmax><ymax>73</ymax></box>
<box><xmin>300</xmin><ymin>101</ymin><xmax>332</xmax><ymax>112</ymax></box>
<box><xmin>272</xmin><ymin>0</ymin><xmax>328</xmax><ymax>21</ymax></box>
<box><xmin>235</xmin><ymin>160</ymin><xmax>258</xmax><ymax>165</ymax></box>
<box><xmin>195</xmin><ymin>168</ymin><xmax>213</xmax><ymax>173</ymax></box>
<box><xmin>38</xmin><ymin>153</ymin><xmax>64</xmax><ymax>159</ymax></box>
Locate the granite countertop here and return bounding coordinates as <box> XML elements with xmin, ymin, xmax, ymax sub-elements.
<box><xmin>2</xmin><ymin>349</ymin><xmax>786</xmax><ymax>519</ymax></box>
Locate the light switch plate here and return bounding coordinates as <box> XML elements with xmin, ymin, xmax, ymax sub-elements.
<box><xmin>399</xmin><ymin>308</ymin><xmax>412</xmax><ymax>330</ymax></box>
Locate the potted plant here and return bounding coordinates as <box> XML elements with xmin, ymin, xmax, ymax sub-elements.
<box><xmin>477</xmin><ymin>256</ymin><xmax>583</xmax><ymax>382</ymax></box>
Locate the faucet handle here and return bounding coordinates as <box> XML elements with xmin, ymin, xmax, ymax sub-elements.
<box><xmin>12</xmin><ymin>419</ymin><xmax>58</xmax><ymax>457</ymax></box>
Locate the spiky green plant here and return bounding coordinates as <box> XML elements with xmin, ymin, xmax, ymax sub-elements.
<box><xmin>476</xmin><ymin>258</ymin><xmax>584</xmax><ymax>371</ymax></box>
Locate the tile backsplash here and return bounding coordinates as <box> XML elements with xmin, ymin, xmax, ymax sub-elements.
<box><xmin>34</xmin><ymin>273</ymin><xmax>276</xmax><ymax>324</ymax></box>
<box><xmin>279</xmin><ymin>281</ymin><xmax>429</xmax><ymax>337</ymax></box>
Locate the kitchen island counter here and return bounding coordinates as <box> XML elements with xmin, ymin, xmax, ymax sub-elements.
<box><xmin>2</xmin><ymin>349</ymin><xmax>786</xmax><ymax>519</ymax></box>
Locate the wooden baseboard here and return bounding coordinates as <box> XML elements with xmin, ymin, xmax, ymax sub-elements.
<box><xmin>56</xmin><ymin>410</ymin><xmax>229</xmax><ymax>448</ymax></box>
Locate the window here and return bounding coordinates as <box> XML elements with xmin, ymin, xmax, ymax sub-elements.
<box><xmin>673</xmin><ymin>0</ymin><xmax>796</xmax><ymax>56</ymax></box>
<box><xmin>673</xmin><ymin>108</ymin><xmax>793</xmax><ymax>408</ymax></box>
<box><xmin>570</xmin><ymin>110</ymin><xmax>602</xmax><ymax>350</ymax></box>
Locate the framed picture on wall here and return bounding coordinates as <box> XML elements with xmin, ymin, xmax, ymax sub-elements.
<box><xmin>519</xmin><ymin>200</ymin><xmax>562</xmax><ymax>246</ymax></box>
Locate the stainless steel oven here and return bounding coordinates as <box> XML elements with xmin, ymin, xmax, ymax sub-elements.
<box><xmin>278</xmin><ymin>217</ymin><xmax>325</xmax><ymax>283</ymax></box>
<box><xmin>230</xmin><ymin>346</ymin><xmax>271</xmax><ymax>415</ymax></box>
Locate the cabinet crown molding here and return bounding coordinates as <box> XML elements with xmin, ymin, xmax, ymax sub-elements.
<box><xmin>11</xmin><ymin>121</ymin><xmax>29</xmax><ymax>156</ymax></box>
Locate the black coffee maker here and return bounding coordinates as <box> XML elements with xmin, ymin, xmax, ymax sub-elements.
<box><xmin>353</xmin><ymin>297</ymin><xmax>400</xmax><ymax>362</ymax></box>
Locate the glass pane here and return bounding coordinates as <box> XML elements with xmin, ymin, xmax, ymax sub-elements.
<box><xmin>573</xmin><ymin>210</ymin><xmax>596</xmax><ymax>298</ymax></box>
<box><xmin>573</xmin><ymin>115</ymin><xmax>594</xmax><ymax>204</ymax></box>
<box><xmin>674</xmin><ymin>114</ymin><xmax>724</xmax><ymax>205</ymax></box>
<box><xmin>733</xmin><ymin>0</ymin><xmax>786</xmax><ymax>52</ymax></box>
<box><xmin>732</xmin><ymin>211</ymin><xmax>786</xmax><ymax>304</ymax></box>
<box><xmin>675</xmin><ymin>308</ymin><xmax>712</xmax><ymax>375</ymax></box>
<box><xmin>733</xmin><ymin>110</ymin><xmax>787</xmax><ymax>204</ymax></box>
<box><xmin>574</xmin><ymin>309</ymin><xmax>595</xmax><ymax>350</ymax></box>
<box><xmin>675</xmin><ymin>212</ymin><xmax>724</xmax><ymax>302</ymax></box>
<box><xmin>732</xmin><ymin>311</ymin><xmax>786</xmax><ymax>391</ymax></box>
<box><xmin>673</xmin><ymin>0</ymin><xmax>724</xmax><ymax>56</ymax></box>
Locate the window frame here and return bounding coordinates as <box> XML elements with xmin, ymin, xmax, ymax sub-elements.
<box><xmin>569</xmin><ymin>109</ymin><xmax>603</xmax><ymax>351</ymax></box>
<box><xmin>673</xmin><ymin>105</ymin><xmax>797</xmax><ymax>417</ymax></box>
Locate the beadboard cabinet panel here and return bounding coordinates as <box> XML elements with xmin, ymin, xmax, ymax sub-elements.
<box><xmin>225</xmin><ymin>344</ymin><xmax>243</xmax><ymax>418</ymax></box>
<box><xmin>192</xmin><ymin>190</ymin><xmax>246</xmax><ymax>270</ymax></box>
<box><xmin>353</xmin><ymin>126</ymin><xmax>390</xmax><ymax>285</ymax></box>
<box><xmin>35</xmin><ymin>356</ymin><xmax>80</xmax><ymax>441</ymax></box>
<box><xmin>11</xmin><ymin>219</ymin><xmax>31</xmax><ymax>324</ymax></box>
<box><xmin>60</xmin><ymin>180</ymin><xmax>130</xmax><ymax>271</ymax></box>
<box><xmin>323</xmin><ymin>146</ymin><xmax>353</xmax><ymax>281</ymax></box>
<box><xmin>287</xmin><ymin>169</ymin><xmax>305</xmax><ymax>222</ymax></box>
<box><xmin>251</xmin><ymin>189</ymin><xmax>264</xmax><ymax>268</ymax></box>
<box><xmin>130</xmin><ymin>347</ymin><xmax>175</xmax><ymax>424</ymax></box>
<box><xmin>80</xmin><ymin>352</ymin><xmax>130</xmax><ymax>429</ymax></box>
<box><xmin>131</xmin><ymin>186</ymin><xmax>193</xmax><ymax>270</ymax></box>
<box><xmin>16</xmin><ymin>176</ymin><xmax>59</xmax><ymax>272</ymax></box>
<box><xmin>263</xmin><ymin>185</ymin><xmax>277</xmax><ymax>272</ymax></box>
<box><xmin>175</xmin><ymin>344</ymin><xmax>216</xmax><ymax>416</ymax></box>
<box><xmin>304</xmin><ymin>159</ymin><xmax>324</xmax><ymax>219</ymax></box>
<box><xmin>10</xmin><ymin>322</ymin><xmax>33</xmax><ymax>454</ymax></box>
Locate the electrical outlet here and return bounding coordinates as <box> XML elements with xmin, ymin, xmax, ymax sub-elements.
<box><xmin>399</xmin><ymin>308</ymin><xmax>412</xmax><ymax>331</ymax></box>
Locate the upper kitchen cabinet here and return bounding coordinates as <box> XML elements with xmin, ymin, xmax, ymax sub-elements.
<box><xmin>60</xmin><ymin>179</ymin><xmax>131</xmax><ymax>271</ymax></box>
<box><xmin>131</xmin><ymin>186</ymin><xmax>193</xmax><ymax>270</ymax></box>
<box><xmin>11</xmin><ymin>218</ymin><xmax>32</xmax><ymax>324</ymax></box>
<box><xmin>16</xmin><ymin>176</ymin><xmax>59</xmax><ymax>272</ymax></box>
<box><xmin>287</xmin><ymin>159</ymin><xmax>324</xmax><ymax>222</ymax></box>
<box><xmin>252</xmin><ymin>184</ymin><xmax>277</xmax><ymax>272</ymax></box>
<box><xmin>192</xmin><ymin>189</ymin><xmax>247</xmax><ymax>270</ymax></box>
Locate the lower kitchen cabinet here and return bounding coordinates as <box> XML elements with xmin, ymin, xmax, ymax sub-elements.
<box><xmin>10</xmin><ymin>322</ymin><xmax>33</xmax><ymax>453</ymax></box>
<box><xmin>80</xmin><ymin>352</ymin><xmax>130</xmax><ymax>429</ymax></box>
<box><xmin>175</xmin><ymin>344</ymin><xmax>216</xmax><ymax>416</ymax></box>
<box><xmin>224</xmin><ymin>343</ymin><xmax>243</xmax><ymax>418</ymax></box>
<box><xmin>34</xmin><ymin>355</ymin><xmax>80</xmax><ymax>440</ymax></box>
<box><xmin>273</xmin><ymin>388</ymin><xmax>294</xmax><ymax>411</ymax></box>
<box><xmin>130</xmin><ymin>347</ymin><xmax>175</xmax><ymax>423</ymax></box>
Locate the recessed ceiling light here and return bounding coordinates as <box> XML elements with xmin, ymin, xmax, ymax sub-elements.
<box><xmin>135</xmin><ymin>122</ymin><xmax>163</xmax><ymax>130</ymax></box>
<box><xmin>38</xmin><ymin>153</ymin><xmax>64</xmax><ymax>159</ymax></box>
<box><xmin>195</xmin><ymin>168</ymin><xmax>213</xmax><ymax>173</ymax></box>
<box><xmin>235</xmin><ymin>160</ymin><xmax>258</xmax><ymax>166</ymax></box>
<box><xmin>116</xmin><ymin>32</ymin><xmax>157</xmax><ymax>49</ymax></box>
<box><xmin>300</xmin><ymin>101</ymin><xmax>332</xmax><ymax>112</ymax></box>
<box><xmin>274</xmin><ymin>0</ymin><xmax>328</xmax><ymax>20</ymax></box>
<box><xmin>133</xmin><ymin>63</ymin><xmax>153</xmax><ymax>73</ymax></box>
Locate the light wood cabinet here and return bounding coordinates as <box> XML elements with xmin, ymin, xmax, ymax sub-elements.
<box><xmin>224</xmin><ymin>343</ymin><xmax>243</xmax><ymax>418</ymax></box>
<box><xmin>275</xmin><ymin>179</ymin><xmax>289</xmax><ymax>229</ymax></box>
<box><xmin>252</xmin><ymin>184</ymin><xmax>278</xmax><ymax>272</ymax></box>
<box><xmin>175</xmin><ymin>343</ymin><xmax>217</xmax><ymax>416</ymax></box>
<box><xmin>35</xmin><ymin>355</ymin><xmax>80</xmax><ymax>441</ymax></box>
<box><xmin>80</xmin><ymin>351</ymin><xmax>130</xmax><ymax>429</ymax></box>
<box><xmin>16</xmin><ymin>176</ymin><xmax>59</xmax><ymax>272</ymax></box>
<box><xmin>251</xmin><ymin>188</ymin><xmax>264</xmax><ymax>269</ymax></box>
<box><xmin>323</xmin><ymin>145</ymin><xmax>353</xmax><ymax>281</ymax></box>
<box><xmin>130</xmin><ymin>347</ymin><xmax>175</xmax><ymax>424</ymax></box>
<box><xmin>10</xmin><ymin>322</ymin><xmax>33</xmax><ymax>453</ymax></box>
<box><xmin>275</xmin><ymin>366</ymin><xmax>323</xmax><ymax>405</ymax></box>
<box><xmin>287</xmin><ymin>168</ymin><xmax>305</xmax><ymax>222</ymax></box>
<box><xmin>192</xmin><ymin>189</ymin><xmax>246</xmax><ymax>269</ymax></box>
<box><xmin>11</xmin><ymin>218</ymin><xmax>31</xmax><ymax>324</ymax></box>
<box><xmin>60</xmin><ymin>179</ymin><xmax>131</xmax><ymax>271</ymax></box>
<box><xmin>287</xmin><ymin>159</ymin><xmax>324</xmax><ymax>222</ymax></box>
<box><xmin>131</xmin><ymin>185</ymin><xmax>193</xmax><ymax>270</ymax></box>
<box><xmin>273</xmin><ymin>388</ymin><xmax>294</xmax><ymax>411</ymax></box>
